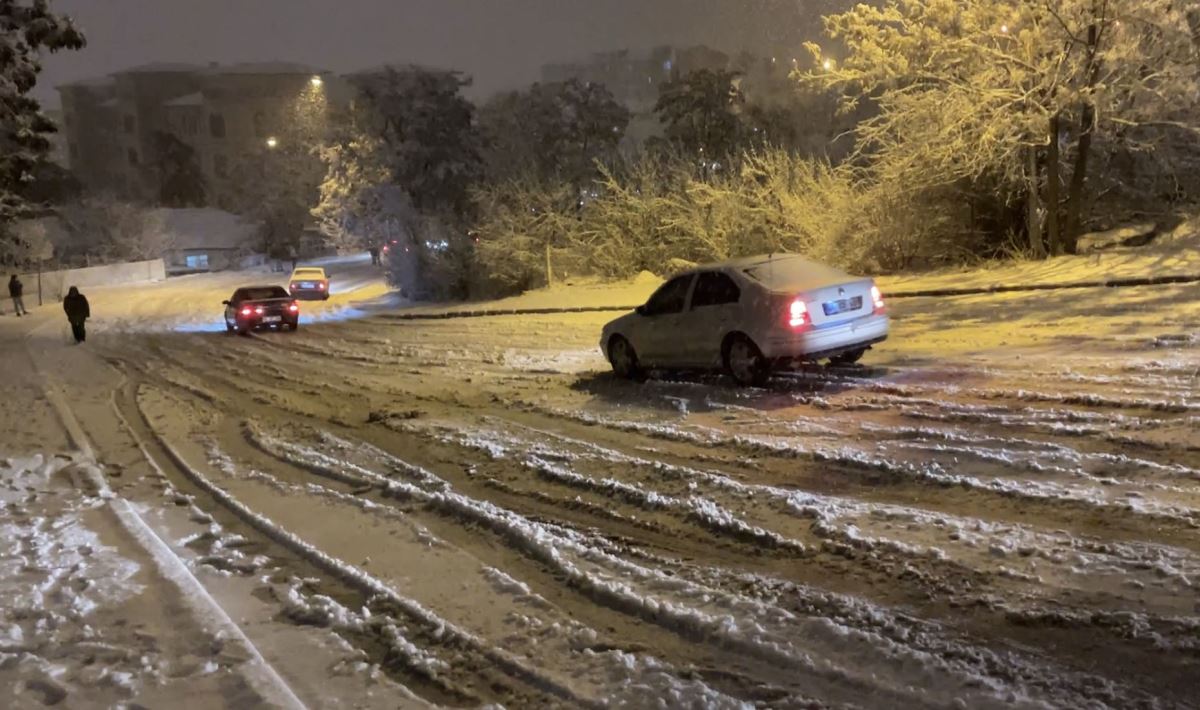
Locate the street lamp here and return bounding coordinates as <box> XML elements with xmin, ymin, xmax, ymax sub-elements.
<box><xmin>310</xmin><ymin>75</ymin><xmax>323</xmax><ymax>88</ymax></box>
<box><xmin>1000</xmin><ymin>24</ymin><xmax>1009</xmax><ymax>33</ymax></box>
<box><xmin>822</xmin><ymin>59</ymin><xmax>833</xmax><ymax>71</ymax></box>
<box><xmin>266</xmin><ymin>136</ymin><xmax>279</xmax><ymax>149</ymax></box>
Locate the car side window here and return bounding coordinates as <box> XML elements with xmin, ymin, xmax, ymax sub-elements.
<box><xmin>643</xmin><ymin>275</ymin><xmax>694</xmax><ymax>316</ymax></box>
<box><xmin>230</xmin><ymin>290</ymin><xmax>246</xmax><ymax>304</ymax></box>
<box><xmin>690</xmin><ymin>271</ymin><xmax>741</xmax><ymax>309</ymax></box>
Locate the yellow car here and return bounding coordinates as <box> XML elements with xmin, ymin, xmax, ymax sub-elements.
<box><xmin>288</xmin><ymin>267</ymin><xmax>330</xmax><ymax>301</ymax></box>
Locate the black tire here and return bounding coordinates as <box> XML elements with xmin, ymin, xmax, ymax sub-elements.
<box><xmin>225</xmin><ymin>321</ymin><xmax>235</xmax><ymax>334</ymax></box>
<box><xmin>724</xmin><ymin>334</ymin><xmax>770</xmax><ymax>387</ymax></box>
<box><xmin>830</xmin><ymin>348</ymin><xmax>866</xmax><ymax>366</ymax></box>
<box><xmin>608</xmin><ymin>336</ymin><xmax>642</xmax><ymax>380</ymax></box>
<box><xmin>287</xmin><ymin>320</ymin><xmax>299</xmax><ymax>332</ymax></box>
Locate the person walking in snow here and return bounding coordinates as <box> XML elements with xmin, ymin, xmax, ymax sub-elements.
<box><xmin>9</xmin><ymin>275</ymin><xmax>28</xmax><ymax>316</ymax></box>
<box><xmin>62</xmin><ymin>286</ymin><xmax>90</xmax><ymax>343</ymax></box>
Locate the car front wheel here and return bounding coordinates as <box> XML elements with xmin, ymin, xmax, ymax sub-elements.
<box><xmin>608</xmin><ymin>336</ymin><xmax>642</xmax><ymax>380</ymax></box>
<box><xmin>725</xmin><ymin>335</ymin><xmax>769</xmax><ymax>387</ymax></box>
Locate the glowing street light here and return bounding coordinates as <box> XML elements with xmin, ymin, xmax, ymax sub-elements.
<box><xmin>310</xmin><ymin>75</ymin><xmax>323</xmax><ymax>88</ymax></box>
<box><xmin>1000</xmin><ymin>24</ymin><xmax>1009</xmax><ymax>33</ymax></box>
<box><xmin>822</xmin><ymin>59</ymin><xmax>833</xmax><ymax>71</ymax></box>
<box><xmin>266</xmin><ymin>136</ymin><xmax>279</xmax><ymax>149</ymax></box>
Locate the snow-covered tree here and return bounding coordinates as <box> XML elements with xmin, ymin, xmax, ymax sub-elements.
<box><xmin>228</xmin><ymin>83</ymin><xmax>329</xmax><ymax>259</ymax></box>
<box><xmin>653</xmin><ymin>69</ymin><xmax>745</xmax><ymax>161</ymax></box>
<box><xmin>349</xmin><ymin>66</ymin><xmax>483</xmax><ymax>215</ymax></box>
<box><xmin>313</xmin><ymin>107</ymin><xmax>419</xmax><ymax>253</ymax></box>
<box><xmin>0</xmin><ymin>0</ymin><xmax>85</xmax><ymax>262</ymax></box>
<box><xmin>480</xmin><ymin>79</ymin><xmax>631</xmax><ymax>188</ymax></box>
<box><xmin>805</xmin><ymin>0</ymin><xmax>1200</xmax><ymax>254</ymax></box>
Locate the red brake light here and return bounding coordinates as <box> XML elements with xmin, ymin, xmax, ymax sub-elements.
<box><xmin>871</xmin><ymin>285</ymin><xmax>886</xmax><ymax>314</ymax></box>
<box><xmin>788</xmin><ymin>299</ymin><xmax>809</xmax><ymax>329</ymax></box>
<box><xmin>317</xmin><ymin>282</ymin><xmax>325</xmax><ymax>290</ymax></box>
<box><xmin>240</xmin><ymin>306</ymin><xmax>253</xmax><ymax>317</ymax></box>
<box><xmin>288</xmin><ymin>302</ymin><xmax>299</xmax><ymax>313</ymax></box>
<box><xmin>254</xmin><ymin>306</ymin><xmax>264</xmax><ymax>315</ymax></box>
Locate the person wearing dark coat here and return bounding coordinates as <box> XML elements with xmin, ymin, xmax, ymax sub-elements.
<box><xmin>62</xmin><ymin>286</ymin><xmax>90</xmax><ymax>343</ymax></box>
<box><xmin>9</xmin><ymin>275</ymin><xmax>27</xmax><ymax>316</ymax></box>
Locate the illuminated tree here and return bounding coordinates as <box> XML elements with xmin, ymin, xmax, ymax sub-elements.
<box><xmin>805</xmin><ymin>0</ymin><xmax>1200</xmax><ymax>254</ymax></box>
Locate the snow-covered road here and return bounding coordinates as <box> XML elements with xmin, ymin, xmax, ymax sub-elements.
<box><xmin>2</xmin><ymin>257</ymin><xmax>1198</xmax><ymax>708</ymax></box>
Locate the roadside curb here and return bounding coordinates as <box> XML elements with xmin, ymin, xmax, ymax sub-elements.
<box><xmin>883</xmin><ymin>273</ymin><xmax>1200</xmax><ymax>299</ymax></box>
<box><xmin>378</xmin><ymin>273</ymin><xmax>1200</xmax><ymax>321</ymax></box>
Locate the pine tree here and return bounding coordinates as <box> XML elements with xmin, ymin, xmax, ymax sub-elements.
<box><xmin>0</xmin><ymin>0</ymin><xmax>85</xmax><ymax>263</ymax></box>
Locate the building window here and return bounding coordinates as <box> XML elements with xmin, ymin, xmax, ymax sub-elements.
<box><xmin>185</xmin><ymin>254</ymin><xmax>210</xmax><ymax>270</ymax></box>
<box><xmin>213</xmin><ymin>154</ymin><xmax>228</xmax><ymax>178</ymax></box>
<box><xmin>124</xmin><ymin>114</ymin><xmax>135</xmax><ymax>134</ymax></box>
<box><xmin>209</xmin><ymin>113</ymin><xmax>226</xmax><ymax>138</ymax></box>
<box><xmin>127</xmin><ymin>148</ymin><xmax>139</xmax><ymax>166</ymax></box>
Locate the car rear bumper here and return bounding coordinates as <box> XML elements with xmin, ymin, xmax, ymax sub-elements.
<box><xmin>290</xmin><ymin>288</ymin><xmax>327</xmax><ymax>299</ymax></box>
<box><xmin>233</xmin><ymin>315</ymin><xmax>297</xmax><ymax>330</ymax></box>
<box><xmin>762</xmin><ymin>313</ymin><xmax>890</xmax><ymax>360</ymax></box>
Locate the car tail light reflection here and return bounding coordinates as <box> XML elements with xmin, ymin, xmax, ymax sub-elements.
<box><xmin>788</xmin><ymin>299</ymin><xmax>809</xmax><ymax>329</ymax></box>
<box><xmin>871</xmin><ymin>285</ymin><xmax>886</xmax><ymax>314</ymax></box>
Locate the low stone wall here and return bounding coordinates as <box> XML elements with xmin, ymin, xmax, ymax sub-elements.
<box><xmin>16</xmin><ymin>259</ymin><xmax>166</xmax><ymax>302</ymax></box>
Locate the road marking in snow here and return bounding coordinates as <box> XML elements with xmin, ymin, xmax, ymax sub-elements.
<box><xmin>23</xmin><ymin>324</ymin><xmax>308</xmax><ymax>710</ymax></box>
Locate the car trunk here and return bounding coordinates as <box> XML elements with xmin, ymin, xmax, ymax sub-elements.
<box><xmin>802</xmin><ymin>279</ymin><xmax>875</xmax><ymax>327</ymax></box>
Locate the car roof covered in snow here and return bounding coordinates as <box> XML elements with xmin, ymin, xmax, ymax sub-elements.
<box><xmin>687</xmin><ymin>254</ymin><xmax>859</xmax><ymax>293</ymax></box>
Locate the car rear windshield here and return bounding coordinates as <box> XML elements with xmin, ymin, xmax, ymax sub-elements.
<box><xmin>237</xmin><ymin>287</ymin><xmax>289</xmax><ymax>301</ymax></box>
<box><xmin>293</xmin><ymin>269</ymin><xmax>324</xmax><ymax>277</ymax></box>
<box><xmin>742</xmin><ymin>257</ymin><xmax>849</xmax><ymax>289</ymax></box>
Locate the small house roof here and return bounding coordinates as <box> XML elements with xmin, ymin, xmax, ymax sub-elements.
<box><xmin>152</xmin><ymin>208</ymin><xmax>260</xmax><ymax>251</ymax></box>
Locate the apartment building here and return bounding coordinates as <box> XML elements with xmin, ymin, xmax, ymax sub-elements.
<box><xmin>58</xmin><ymin>62</ymin><xmax>330</xmax><ymax>207</ymax></box>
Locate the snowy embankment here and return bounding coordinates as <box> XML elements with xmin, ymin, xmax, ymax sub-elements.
<box><xmin>393</xmin><ymin>216</ymin><xmax>1200</xmax><ymax>319</ymax></box>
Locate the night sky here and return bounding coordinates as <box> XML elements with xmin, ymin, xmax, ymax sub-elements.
<box><xmin>37</xmin><ymin>0</ymin><xmax>836</xmax><ymax>105</ymax></box>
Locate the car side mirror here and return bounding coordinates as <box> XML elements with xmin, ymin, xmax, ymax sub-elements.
<box><xmin>222</xmin><ymin>300</ymin><xmax>230</xmax><ymax>305</ymax></box>
<box><xmin>635</xmin><ymin>305</ymin><xmax>648</xmax><ymax>317</ymax></box>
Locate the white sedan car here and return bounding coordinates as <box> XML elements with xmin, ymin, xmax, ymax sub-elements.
<box><xmin>600</xmin><ymin>254</ymin><xmax>889</xmax><ymax>386</ymax></box>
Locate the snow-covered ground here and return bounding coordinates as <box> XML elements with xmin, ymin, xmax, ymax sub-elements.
<box><xmin>1</xmin><ymin>247</ymin><xmax>1198</xmax><ymax>708</ymax></box>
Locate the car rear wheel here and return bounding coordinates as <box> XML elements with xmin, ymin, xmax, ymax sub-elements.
<box><xmin>725</xmin><ymin>334</ymin><xmax>770</xmax><ymax>387</ymax></box>
<box><xmin>287</xmin><ymin>321</ymin><xmax>299</xmax><ymax>332</ymax></box>
<box><xmin>830</xmin><ymin>348</ymin><xmax>866</xmax><ymax>366</ymax></box>
<box><xmin>608</xmin><ymin>336</ymin><xmax>642</xmax><ymax>380</ymax></box>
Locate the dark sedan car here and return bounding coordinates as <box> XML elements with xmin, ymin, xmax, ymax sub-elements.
<box><xmin>223</xmin><ymin>286</ymin><xmax>300</xmax><ymax>334</ymax></box>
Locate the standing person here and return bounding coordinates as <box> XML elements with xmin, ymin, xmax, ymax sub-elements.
<box><xmin>9</xmin><ymin>275</ymin><xmax>28</xmax><ymax>316</ymax></box>
<box><xmin>369</xmin><ymin>245</ymin><xmax>381</xmax><ymax>266</ymax></box>
<box><xmin>62</xmin><ymin>286</ymin><xmax>90</xmax><ymax>344</ymax></box>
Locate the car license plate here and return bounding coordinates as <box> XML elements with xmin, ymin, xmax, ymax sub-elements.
<box><xmin>263</xmin><ymin>316</ymin><xmax>282</xmax><ymax>323</ymax></box>
<box><xmin>822</xmin><ymin>296</ymin><xmax>862</xmax><ymax>316</ymax></box>
<box><xmin>300</xmin><ymin>282</ymin><xmax>314</xmax><ymax>288</ymax></box>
